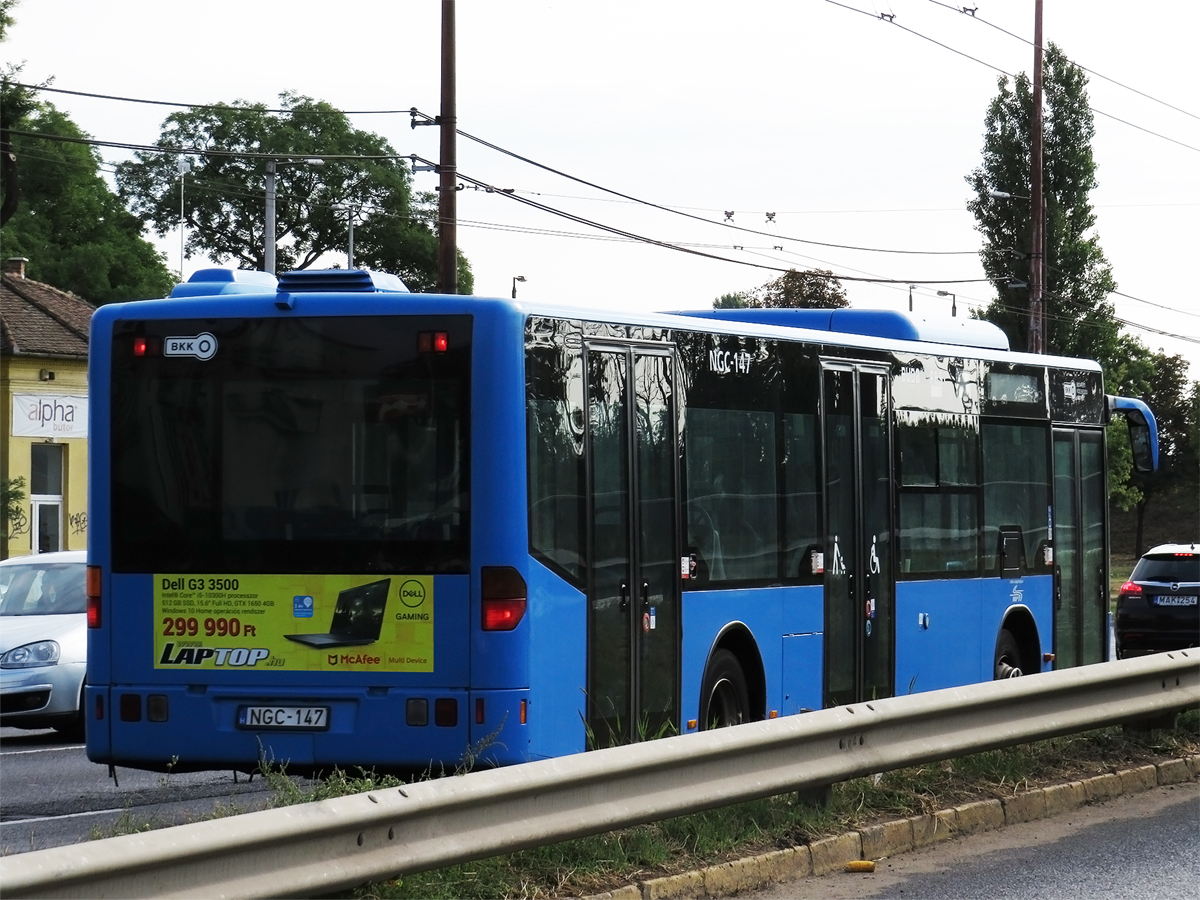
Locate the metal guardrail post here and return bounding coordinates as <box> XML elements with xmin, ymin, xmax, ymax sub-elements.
<box><xmin>1</xmin><ymin>651</ymin><xmax>1196</xmax><ymax>899</ymax></box>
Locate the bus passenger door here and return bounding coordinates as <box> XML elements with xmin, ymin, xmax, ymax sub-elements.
<box><xmin>1053</xmin><ymin>429</ymin><xmax>1107</xmax><ymax>666</ymax></box>
<box><xmin>585</xmin><ymin>345</ymin><xmax>680</xmax><ymax>747</ymax></box>
<box><xmin>823</xmin><ymin>365</ymin><xmax>894</xmax><ymax>707</ymax></box>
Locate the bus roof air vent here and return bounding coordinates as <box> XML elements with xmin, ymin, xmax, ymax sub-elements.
<box><xmin>672</xmin><ymin>308</ymin><xmax>1009</xmax><ymax>351</ymax></box>
<box><xmin>275</xmin><ymin>269</ymin><xmax>410</xmax><ymax>293</ymax></box>
<box><xmin>169</xmin><ymin>268</ymin><xmax>278</xmax><ymax>298</ymax></box>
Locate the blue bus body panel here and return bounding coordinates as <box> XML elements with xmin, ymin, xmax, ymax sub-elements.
<box><xmin>525</xmin><ymin>558</ymin><xmax>587</xmax><ymax>759</ymax></box>
<box><xmin>895</xmin><ymin>575</ymin><xmax>1053</xmax><ymax>695</ymax></box>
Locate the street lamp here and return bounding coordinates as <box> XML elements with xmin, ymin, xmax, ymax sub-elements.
<box><xmin>988</xmin><ymin>189</ymin><xmax>1030</xmax><ymax>200</ymax></box>
<box><xmin>937</xmin><ymin>290</ymin><xmax>958</xmax><ymax>317</ymax></box>
<box><xmin>264</xmin><ymin>157</ymin><xmax>324</xmax><ymax>275</ymax></box>
<box><xmin>511</xmin><ymin>275</ymin><xmax>526</xmax><ymax>299</ymax></box>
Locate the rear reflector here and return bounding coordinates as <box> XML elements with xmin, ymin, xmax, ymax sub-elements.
<box><xmin>87</xmin><ymin>566</ymin><xmax>102</xmax><ymax>629</ymax></box>
<box><xmin>434</xmin><ymin>698</ymin><xmax>458</xmax><ymax>727</ymax></box>
<box><xmin>481</xmin><ymin>567</ymin><xmax>527</xmax><ymax>631</ymax></box>
<box><xmin>119</xmin><ymin>694</ymin><xmax>142</xmax><ymax>722</ymax></box>
<box><xmin>94</xmin><ymin>694</ymin><xmax>104</xmax><ymax>721</ymax></box>
<box><xmin>520</xmin><ymin>699</ymin><xmax>527</xmax><ymax>725</ymax></box>
<box><xmin>475</xmin><ymin>697</ymin><xmax>485</xmax><ymax>725</ymax></box>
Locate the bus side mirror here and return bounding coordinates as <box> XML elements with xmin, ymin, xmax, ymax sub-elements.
<box><xmin>1107</xmin><ymin>395</ymin><xmax>1158</xmax><ymax>474</ymax></box>
<box><xmin>1128</xmin><ymin>421</ymin><xmax>1153</xmax><ymax>474</ymax></box>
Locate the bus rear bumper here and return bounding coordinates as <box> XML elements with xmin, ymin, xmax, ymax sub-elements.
<box><xmin>88</xmin><ymin>684</ymin><xmax>481</xmax><ymax>774</ymax></box>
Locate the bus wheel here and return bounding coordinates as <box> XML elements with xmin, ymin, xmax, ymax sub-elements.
<box><xmin>700</xmin><ymin>649</ymin><xmax>750</xmax><ymax>729</ymax></box>
<box><xmin>994</xmin><ymin>629</ymin><xmax>1023</xmax><ymax>679</ymax></box>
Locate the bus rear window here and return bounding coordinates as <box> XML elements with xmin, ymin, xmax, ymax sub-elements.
<box><xmin>109</xmin><ymin>315</ymin><xmax>470</xmax><ymax>574</ymax></box>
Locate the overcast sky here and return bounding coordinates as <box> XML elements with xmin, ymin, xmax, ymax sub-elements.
<box><xmin>5</xmin><ymin>1</ymin><xmax>1197</xmax><ymax>372</ymax></box>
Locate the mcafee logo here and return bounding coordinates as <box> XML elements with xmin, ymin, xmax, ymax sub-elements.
<box><xmin>328</xmin><ymin>654</ymin><xmax>339</xmax><ymax>666</ymax></box>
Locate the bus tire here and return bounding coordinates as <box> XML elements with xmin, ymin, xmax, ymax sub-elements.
<box><xmin>700</xmin><ymin>649</ymin><xmax>750</xmax><ymax>729</ymax></box>
<box><xmin>994</xmin><ymin>628</ymin><xmax>1023</xmax><ymax>679</ymax></box>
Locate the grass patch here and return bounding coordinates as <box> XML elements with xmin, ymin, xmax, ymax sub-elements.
<box><xmin>324</xmin><ymin>709</ymin><xmax>1199</xmax><ymax>899</ymax></box>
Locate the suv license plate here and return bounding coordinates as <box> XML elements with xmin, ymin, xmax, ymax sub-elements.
<box><xmin>1153</xmin><ymin>595</ymin><xmax>1197</xmax><ymax>607</ymax></box>
<box><xmin>237</xmin><ymin>706</ymin><xmax>329</xmax><ymax>729</ymax></box>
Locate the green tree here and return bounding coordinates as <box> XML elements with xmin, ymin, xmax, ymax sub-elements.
<box><xmin>1</xmin><ymin>96</ymin><xmax>177</xmax><ymax>301</ymax></box>
<box><xmin>0</xmin><ymin>0</ymin><xmax>17</xmax><ymax>42</ymax></box>
<box><xmin>712</xmin><ymin>291</ymin><xmax>749</xmax><ymax>308</ymax></box>
<box><xmin>713</xmin><ymin>270</ymin><xmax>848</xmax><ymax>310</ymax></box>
<box><xmin>966</xmin><ymin>43</ymin><xmax>1119</xmax><ymax>366</ymax></box>
<box><xmin>115</xmin><ymin>94</ymin><xmax>471</xmax><ymax>292</ymax></box>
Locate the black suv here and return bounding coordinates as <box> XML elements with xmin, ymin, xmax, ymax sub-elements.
<box><xmin>1115</xmin><ymin>543</ymin><xmax>1200</xmax><ymax>658</ymax></box>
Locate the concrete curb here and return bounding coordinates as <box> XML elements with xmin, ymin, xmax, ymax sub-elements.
<box><xmin>581</xmin><ymin>753</ymin><xmax>1200</xmax><ymax>900</ymax></box>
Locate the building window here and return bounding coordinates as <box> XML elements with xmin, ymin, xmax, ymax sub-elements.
<box><xmin>31</xmin><ymin>443</ymin><xmax>64</xmax><ymax>554</ymax></box>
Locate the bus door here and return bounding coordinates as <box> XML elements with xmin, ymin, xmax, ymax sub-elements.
<box><xmin>1052</xmin><ymin>429</ymin><xmax>1108</xmax><ymax>666</ymax></box>
<box><xmin>585</xmin><ymin>344</ymin><xmax>680</xmax><ymax>747</ymax></box>
<box><xmin>822</xmin><ymin>365</ymin><xmax>894</xmax><ymax>706</ymax></box>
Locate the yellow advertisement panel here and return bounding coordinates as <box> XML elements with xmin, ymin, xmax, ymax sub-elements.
<box><xmin>153</xmin><ymin>574</ymin><xmax>433</xmax><ymax>673</ymax></box>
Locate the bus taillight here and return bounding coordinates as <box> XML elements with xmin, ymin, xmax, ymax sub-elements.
<box><xmin>87</xmin><ymin>565</ymin><xmax>102</xmax><ymax>629</ymax></box>
<box><xmin>481</xmin><ymin>567</ymin><xmax>526</xmax><ymax>631</ymax></box>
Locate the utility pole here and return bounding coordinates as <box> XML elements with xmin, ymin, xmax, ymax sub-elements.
<box><xmin>1028</xmin><ymin>0</ymin><xmax>1045</xmax><ymax>353</ymax></box>
<box><xmin>265</xmin><ymin>159</ymin><xmax>277</xmax><ymax>276</ymax></box>
<box><xmin>438</xmin><ymin>0</ymin><xmax>458</xmax><ymax>294</ymax></box>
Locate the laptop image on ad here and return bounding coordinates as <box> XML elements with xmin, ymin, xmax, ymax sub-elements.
<box><xmin>285</xmin><ymin>579</ymin><xmax>391</xmax><ymax>648</ymax></box>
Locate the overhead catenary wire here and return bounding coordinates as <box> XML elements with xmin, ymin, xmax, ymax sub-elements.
<box><xmin>9</xmin><ymin>106</ymin><xmax>1196</xmax><ymax>342</ymax></box>
<box><xmin>924</xmin><ymin>0</ymin><xmax>1200</xmax><ymax>122</ymax></box>
<box><xmin>823</xmin><ymin>0</ymin><xmax>1200</xmax><ymax>153</ymax></box>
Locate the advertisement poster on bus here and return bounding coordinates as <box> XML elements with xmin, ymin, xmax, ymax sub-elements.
<box><xmin>153</xmin><ymin>574</ymin><xmax>434</xmax><ymax>672</ymax></box>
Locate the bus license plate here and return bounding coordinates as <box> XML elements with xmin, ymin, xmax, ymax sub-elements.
<box><xmin>1153</xmin><ymin>595</ymin><xmax>1197</xmax><ymax>607</ymax></box>
<box><xmin>238</xmin><ymin>706</ymin><xmax>329</xmax><ymax>729</ymax></box>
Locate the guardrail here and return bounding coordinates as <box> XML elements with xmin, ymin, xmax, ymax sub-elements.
<box><xmin>2</xmin><ymin>650</ymin><xmax>1196</xmax><ymax>899</ymax></box>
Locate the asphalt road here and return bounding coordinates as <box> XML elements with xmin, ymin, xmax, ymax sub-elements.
<box><xmin>0</xmin><ymin>727</ymin><xmax>280</xmax><ymax>854</ymax></box>
<box><xmin>757</xmin><ymin>781</ymin><xmax>1200</xmax><ymax>900</ymax></box>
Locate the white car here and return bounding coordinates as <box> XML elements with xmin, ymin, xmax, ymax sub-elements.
<box><xmin>0</xmin><ymin>550</ymin><xmax>88</xmax><ymax>737</ymax></box>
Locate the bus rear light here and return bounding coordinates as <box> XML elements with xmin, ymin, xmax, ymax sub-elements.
<box><xmin>434</xmin><ymin>698</ymin><xmax>458</xmax><ymax>727</ymax></box>
<box><xmin>481</xmin><ymin>567</ymin><xmax>527</xmax><ymax>631</ymax></box>
<box><xmin>147</xmin><ymin>694</ymin><xmax>169</xmax><ymax>722</ymax></box>
<box><xmin>132</xmin><ymin>336</ymin><xmax>161</xmax><ymax>357</ymax></box>
<box><xmin>417</xmin><ymin>331</ymin><xmax>450</xmax><ymax>353</ymax></box>
<box><xmin>87</xmin><ymin>566</ymin><xmax>102</xmax><ymax>629</ymax></box>
<box><xmin>119</xmin><ymin>694</ymin><xmax>142</xmax><ymax>722</ymax></box>
<box><xmin>475</xmin><ymin>697</ymin><xmax>485</xmax><ymax>725</ymax></box>
<box><xmin>406</xmin><ymin>698</ymin><xmax>428</xmax><ymax>727</ymax></box>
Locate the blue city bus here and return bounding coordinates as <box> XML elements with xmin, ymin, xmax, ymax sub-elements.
<box><xmin>84</xmin><ymin>268</ymin><xmax>1158</xmax><ymax>772</ymax></box>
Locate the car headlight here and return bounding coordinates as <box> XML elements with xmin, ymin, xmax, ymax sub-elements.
<box><xmin>0</xmin><ymin>640</ymin><xmax>61</xmax><ymax>668</ymax></box>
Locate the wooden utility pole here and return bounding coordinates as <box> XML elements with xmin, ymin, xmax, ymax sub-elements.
<box><xmin>1029</xmin><ymin>0</ymin><xmax>1045</xmax><ymax>353</ymax></box>
<box><xmin>438</xmin><ymin>0</ymin><xmax>458</xmax><ymax>294</ymax></box>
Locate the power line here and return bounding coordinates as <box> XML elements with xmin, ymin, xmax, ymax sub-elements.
<box><xmin>925</xmin><ymin>0</ymin><xmax>1200</xmax><ymax>122</ymax></box>
<box><xmin>824</xmin><ymin>0</ymin><xmax>1200</xmax><ymax>153</ymax></box>
<box><xmin>408</xmin><ymin>110</ymin><xmax>979</xmax><ymax>257</ymax></box>
<box><xmin>437</xmin><ymin>158</ymin><xmax>991</xmax><ymax>286</ymax></box>
<box><xmin>7</xmin><ymin>83</ymin><xmax>408</xmax><ymax>116</ymax></box>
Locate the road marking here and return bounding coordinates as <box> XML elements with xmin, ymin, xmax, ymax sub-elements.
<box><xmin>0</xmin><ymin>744</ymin><xmax>85</xmax><ymax>756</ymax></box>
<box><xmin>1</xmin><ymin>807</ymin><xmax>127</xmax><ymax>825</ymax></box>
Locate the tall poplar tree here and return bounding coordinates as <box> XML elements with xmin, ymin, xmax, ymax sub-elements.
<box><xmin>965</xmin><ymin>43</ymin><xmax>1121</xmax><ymax>366</ymax></box>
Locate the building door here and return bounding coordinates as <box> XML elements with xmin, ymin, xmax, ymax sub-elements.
<box><xmin>1053</xmin><ymin>429</ymin><xmax>1108</xmax><ymax>666</ymax></box>
<box><xmin>823</xmin><ymin>365</ymin><xmax>894</xmax><ymax>706</ymax></box>
<box><xmin>586</xmin><ymin>345</ymin><xmax>680</xmax><ymax>746</ymax></box>
<box><xmin>30</xmin><ymin>443</ymin><xmax>65</xmax><ymax>554</ymax></box>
